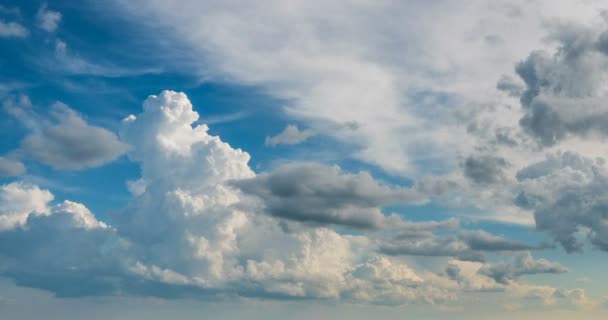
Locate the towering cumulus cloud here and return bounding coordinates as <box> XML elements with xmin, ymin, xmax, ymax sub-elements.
<box><xmin>0</xmin><ymin>91</ymin><xmax>582</xmax><ymax>306</ymax></box>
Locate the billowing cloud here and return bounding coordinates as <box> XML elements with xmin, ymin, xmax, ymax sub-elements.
<box><xmin>516</xmin><ymin>152</ymin><xmax>608</xmax><ymax>253</ymax></box>
<box><xmin>0</xmin><ymin>91</ymin><xmax>581</xmax><ymax>307</ymax></box>
<box><xmin>265</xmin><ymin>125</ymin><xmax>315</xmax><ymax>146</ymax></box>
<box><xmin>463</xmin><ymin>154</ymin><xmax>508</xmax><ymax>185</ymax></box>
<box><xmin>20</xmin><ymin>102</ymin><xmax>128</xmax><ymax>170</ymax></box>
<box><xmin>514</xmin><ymin>21</ymin><xmax>608</xmax><ymax>145</ymax></box>
<box><xmin>232</xmin><ymin>162</ymin><xmax>426</xmax><ymax>229</ymax></box>
<box><xmin>0</xmin><ymin>182</ymin><xmax>53</xmax><ymax>230</ymax></box>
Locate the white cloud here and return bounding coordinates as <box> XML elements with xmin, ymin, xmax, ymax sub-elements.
<box><xmin>115</xmin><ymin>0</ymin><xmax>608</xmax><ymax>176</ymax></box>
<box><xmin>36</xmin><ymin>4</ymin><xmax>61</xmax><ymax>32</ymax></box>
<box><xmin>0</xmin><ymin>20</ymin><xmax>27</xmax><ymax>38</ymax></box>
<box><xmin>0</xmin><ymin>182</ymin><xmax>53</xmax><ymax>231</ymax></box>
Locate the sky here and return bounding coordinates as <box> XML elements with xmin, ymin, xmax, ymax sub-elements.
<box><xmin>1</xmin><ymin>0</ymin><xmax>608</xmax><ymax>319</ymax></box>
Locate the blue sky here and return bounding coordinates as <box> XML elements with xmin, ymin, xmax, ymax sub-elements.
<box><xmin>1</xmin><ymin>1</ymin><xmax>608</xmax><ymax>319</ymax></box>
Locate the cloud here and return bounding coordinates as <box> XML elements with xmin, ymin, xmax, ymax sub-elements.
<box><xmin>479</xmin><ymin>252</ymin><xmax>567</xmax><ymax>284</ymax></box>
<box><xmin>513</xmin><ymin>21</ymin><xmax>608</xmax><ymax>146</ymax></box>
<box><xmin>0</xmin><ymin>157</ymin><xmax>25</xmax><ymax>176</ymax></box>
<box><xmin>36</xmin><ymin>4</ymin><xmax>62</xmax><ymax>32</ymax></box>
<box><xmin>265</xmin><ymin>125</ymin><xmax>316</xmax><ymax>146</ymax></box>
<box><xmin>516</xmin><ymin>151</ymin><xmax>608</xmax><ymax>253</ymax></box>
<box><xmin>463</xmin><ymin>154</ymin><xmax>509</xmax><ymax>184</ymax></box>
<box><xmin>0</xmin><ymin>91</ymin><xmax>580</xmax><ymax>306</ymax></box>
<box><xmin>232</xmin><ymin>162</ymin><xmax>426</xmax><ymax>229</ymax></box>
<box><xmin>19</xmin><ymin>102</ymin><xmax>128</xmax><ymax>170</ymax></box>
<box><xmin>0</xmin><ymin>182</ymin><xmax>53</xmax><ymax>231</ymax></box>
<box><xmin>380</xmin><ymin>227</ymin><xmax>538</xmax><ymax>262</ymax></box>
<box><xmin>0</xmin><ymin>20</ymin><xmax>27</xmax><ymax>38</ymax></box>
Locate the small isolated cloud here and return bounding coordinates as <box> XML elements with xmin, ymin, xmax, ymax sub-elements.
<box><xmin>0</xmin><ymin>20</ymin><xmax>27</xmax><ymax>38</ymax></box>
<box><xmin>265</xmin><ymin>125</ymin><xmax>316</xmax><ymax>146</ymax></box>
<box><xmin>21</xmin><ymin>103</ymin><xmax>128</xmax><ymax>170</ymax></box>
<box><xmin>232</xmin><ymin>162</ymin><xmax>426</xmax><ymax>229</ymax></box>
<box><xmin>36</xmin><ymin>4</ymin><xmax>62</xmax><ymax>32</ymax></box>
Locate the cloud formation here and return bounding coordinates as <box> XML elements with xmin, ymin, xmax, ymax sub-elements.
<box><xmin>233</xmin><ymin>162</ymin><xmax>426</xmax><ymax>229</ymax></box>
<box><xmin>265</xmin><ymin>125</ymin><xmax>315</xmax><ymax>146</ymax></box>
<box><xmin>36</xmin><ymin>4</ymin><xmax>61</xmax><ymax>32</ymax></box>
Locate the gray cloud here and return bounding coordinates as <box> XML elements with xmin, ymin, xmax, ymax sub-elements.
<box><xmin>0</xmin><ymin>157</ymin><xmax>25</xmax><ymax>176</ymax></box>
<box><xmin>20</xmin><ymin>103</ymin><xmax>128</xmax><ymax>170</ymax></box>
<box><xmin>463</xmin><ymin>154</ymin><xmax>508</xmax><ymax>184</ymax></box>
<box><xmin>513</xmin><ymin>22</ymin><xmax>608</xmax><ymax>145</ymax></box>
<box><xmin>479</xmin><ymin>252</ymin><xmax>567</xmax><ymax>284</ymax></box>
<box><xmin>233</xmin><ymin>162</ymin><xmax>427</xmax><ymax>229</ymax></box>
<box><xmin>459</xmin><ymin>230</ymin><xmax>533</xmax><ymax>252</ymax></box>
<box><xmin>265</xmin><ymin>125</ymin><xmax>316</xmax><ymax>147</ymax></box>
<box><xmin>496</xmin><ymin>74</ymin><xmax>524</xmax><ymax>97</ymax></box>
<box><xmin>516</xmin><ymin>152</ymin><xmax>608</xmax><ymax>252</ymax></box>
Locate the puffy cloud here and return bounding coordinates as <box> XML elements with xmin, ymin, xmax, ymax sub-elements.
<box><xmin>0</xmin><ymin>20</ymin><xmax>27</xmax><ymax>38</ymax></box>
<box><xmin>516</xmin><ymin>152</ymin><xmax>608</xmax><ymax>252</ymax></box>
<box><xmin>0</xmin><ymin>182</ymin><xmax>53</xmax><ymax>231</ymax></box>
<box><xmin>0</xmin><ymin>157</ymin><xmax>25</xmax><ymax>176</ymax></box>
<box><xmin>265</xmin><ymin>125</ymin><xmax>315</xmax><ymax>146</ymax></box>
<box><xmin>232</xmin><ymin>162</ymin><xmax>426</xmax><ymax>229</ymax></box>
<box><xmin>479</xmin><ymin>252</ymin><xmax>568</xmax><ymax>284</ymax></box>
<box><xmin>21</xmin><ymin>102</ymin><xmax>128</xmax><ymax>170</ymax></box>
<box><xmin>36</xmin><ymin>4</ymin><xmax>62</xmax><ymax>32</ymax></box>
<box><xmin>0</xmin><ymin>91</ymin><xmax>580</xmax><ymax>307</ymax></box>
<box><xmin>463</xmin><ymin>154</ymin><xmax>509</xmax><ymax>185</ymax></box>
<box><xmin>459</xmin><ymin>230</ymin><xmax>534</xmax><ymax>252</ymax></box>
<box><xmin>514</xmin><ymin>21</ymin><xmax>608</xmax><ymax>145</ymax></box>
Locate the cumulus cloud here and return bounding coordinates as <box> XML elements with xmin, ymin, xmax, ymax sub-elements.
<box><xmin>232</xmin><ymin>162</ymin><xmax>427</xmax><ymax>229</ymax></box>
<box><xmin>18</xmin><ymin>102</ymin><xmax>128</xmax><ymax>170</ymax></box>
<box><xmin>0</xmin><ymin>91</ymin><xmax>580</xmax><ymax>307</ymax></box>
<box><xmin>513</xmin><ymin>21</ymin><xmax>608</xmax><ymax>145</ymax></box>
<box><xmin>516</xmin><ymin>152</ymin><xmax>608</xmax><ymax>253</ymax></box>
<box><xmin>463</xmin><ymin>154</ymin><xmax>509</xmax><ymax>185</ymax></box>
<box><xmin>265</xmin><ymin>125</ymin><xmax>316</xmax><ymax>146</ymax></box>
<box><xmin>36</xmin><ymin>4</ymin><xmax>62</xmax><ymax>32</ymax></box>
<box><xmin>0</xmin><ymin>182</ymin><xmax>53</xmax><ymax>230</ymax></box>
<box><xmin>0</xmin><ymin>20</ymin><xmax>27</xmax><ymax>38</ymax></box>
<box><xmin>479</xmin><ymin>252</ymin><xmax>567</xmax><ymax>284</ymax></box>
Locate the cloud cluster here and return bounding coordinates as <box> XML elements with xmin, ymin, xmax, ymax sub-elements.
<box><xmin>0</xmin><ymin>91</ymin><xmax>578</xmax><ymax>307</ymax></box>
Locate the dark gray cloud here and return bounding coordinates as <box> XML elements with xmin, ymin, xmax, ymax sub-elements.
<box><xmin>512</xmin><ymin>22</ymin><xmax>608</xmax><ymax>145</ymax></box>
<box><xmin>380</xmin><ymin>228</ymin><xmax>536</xmax><ymax>262</ymax></box>
<box><xmin>478</xmin><ymin>252</ymin><xmax>567</xmax><ymax>284</ymax></box>
<box><xmin>459</xmin><ymin>230</ymin><xmax>533</xmax><ymax>252</ymax></box>
<box><xmin>516</xmin><ymin>152</ymin><xmax>608</xmax><ymax>253</ymax></box>
<box><xmin>21</xmin><ymin>103</ymin><xmax>128</xmax><ymax>170</ymax></box>
<box><xmin>232</xmin><ymin>162</ymin><xmax>426</xmax><ymax>229</ymax></box>
<box><xmin>463</xmin><ymin>154</ymin><xmax>508</xmax><ymax>184</ymax></box>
